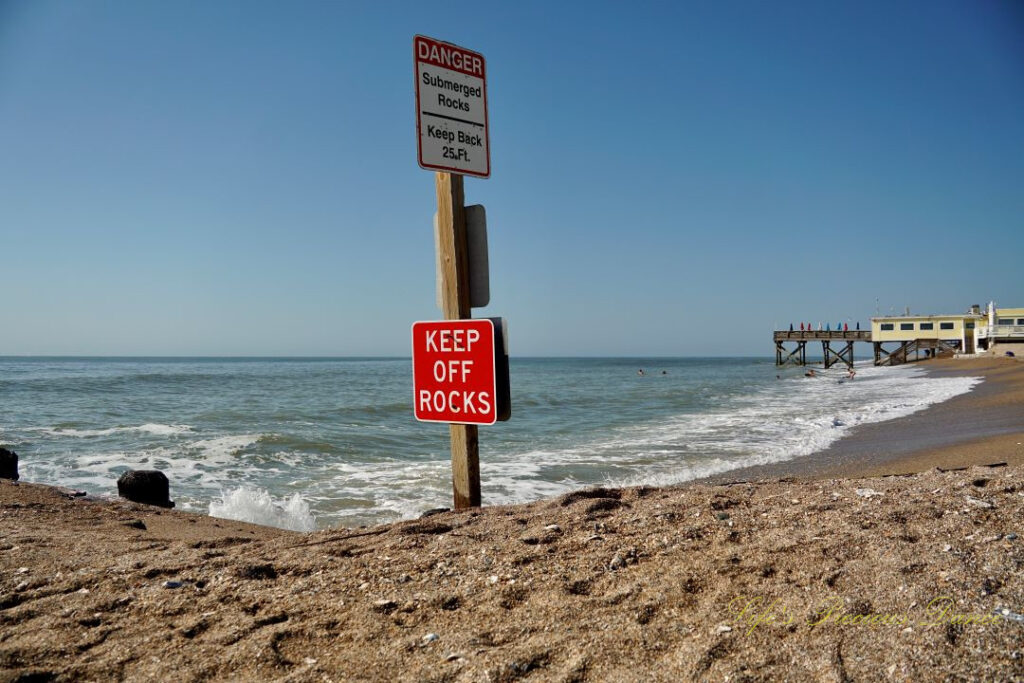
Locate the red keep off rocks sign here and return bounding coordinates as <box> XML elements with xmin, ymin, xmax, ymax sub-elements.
<box><xmin>412</xmin><ymin>319</ymin><xmax>496</xmax><ymax>425</ymax></box>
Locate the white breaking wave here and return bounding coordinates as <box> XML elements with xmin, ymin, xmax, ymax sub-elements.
<box><xmin>39</xmin><ymin>423</ymin><xmax>193</xmax><ymax>438</ymax></box>
<box><xmin>190</xmin><ymin>434</ymin><xmax>263</xmax><ymax>462</ymax></box>
<box><xmin>209</xmin><ymin>487</ymin><xmax>316</xmax><ymax>532</ymax></box>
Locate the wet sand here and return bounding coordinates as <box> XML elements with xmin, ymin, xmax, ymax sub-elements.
<box><xmin>1</xmin><ymin>355</ymin><xmax>1022</xmax><ymax>681</ymax></box>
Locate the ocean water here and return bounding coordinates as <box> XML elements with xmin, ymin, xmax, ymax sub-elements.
<box><xmin>0</xmin><ymin>357</ymin><xmax>980</xmax><ymax>530</ymax></box>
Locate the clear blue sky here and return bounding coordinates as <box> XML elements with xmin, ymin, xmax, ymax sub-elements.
<box><xmin>2</xmin><ymin>1</ymin><xmax>1022</xmax><ymax>356</ymax></box>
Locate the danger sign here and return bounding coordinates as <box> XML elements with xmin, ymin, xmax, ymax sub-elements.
<box><xmin>414</xmin><ymin>35</ymin><xmax>490</xmax><ymax>178</ymax></box>
<box><xmin>412</xmin><ymin>319</ymin><xmax>499</xmax><ymax>424</ymax></box>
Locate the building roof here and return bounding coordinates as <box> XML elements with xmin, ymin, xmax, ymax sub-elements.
<box><xmin>870</xmin><ymin>313</ymin><xmax>984</xmax><ymax>322</ymax></box>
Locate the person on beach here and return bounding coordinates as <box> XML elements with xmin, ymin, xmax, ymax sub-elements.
<box><xmin>637</xmin><ymin>369</ymin><xmax>645</xmax><ymax>376</ymax></box>
<box><xmin>805</xmin><ymin>369</ymin><xmax>816</xmax><ymax>377</ymax></box>
<box><xmin>847</xmin><ymin>369</ymin><xmax>856</xmax><ymax>380</ymax></box>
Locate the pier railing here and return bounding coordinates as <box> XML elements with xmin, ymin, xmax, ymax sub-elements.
<box><xmin>772</xmin><ymin>330</ymin><xmax>872</xmax><ymax>342</ymax></box>
<box><xmin>979</xmin><ymin>324</ymin><xmax>1024</xmax><ymax>340</ymax></box>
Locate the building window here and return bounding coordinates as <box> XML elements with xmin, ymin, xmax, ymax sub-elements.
<box><xmin>1017</xmin><ymin>318</ymin><xmax>1024</xmax><ymax>325</ymax></box>
<box><xmin>900</xmin><ymin>323</ymin><xmax>914</xmax><ymax>331</ymax></box>
<box><xmin>966</xmin><ymin>323</ymin><xmax>975</xmax><ymax>329</ymax></box>
<box><xmin>997</xmin><ymin>318</ymin><xmax>1014</xmax><ymax>325</ymax></box>
<box><xmin>940</xmin><ymin>322</ymin><xmax>954</xmax><ymax>330</ymax></box>
<box><xmin>880</xmin><ymin>323</ymin><xmax>894</xmax><ymax>331</ymax></box>
<box><xmin>920</xmin><ymin>322</ymin><xmax>934</xmax><ymax>330</ymax></box>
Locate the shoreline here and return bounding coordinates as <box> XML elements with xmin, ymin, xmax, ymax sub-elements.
<box><xmin>702</xmin><ymin>354</ymin><xmax>1024</xmax><ymax>484</ymax></box>
<box><xmin>6</xmin><ymin>354</ymin><xmax>1018</xmax><ymax>530</ymax></box>
<box><xmin>7</xmin><ymin>356</ymin><xmax>1020</xmax><ymax>526</ymax></box>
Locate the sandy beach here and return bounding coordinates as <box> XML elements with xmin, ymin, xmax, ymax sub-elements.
<box><xmin>1</xmin><ymin>356</ymin><xmax>1022</xmax><ymax>681</ymax></box>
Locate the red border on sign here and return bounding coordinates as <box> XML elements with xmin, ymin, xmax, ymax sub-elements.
<box><xmin>414</xmin><ymin>34</ymin><xmax>490</xmax><ymax>179</ymax></box>
<box><xmin>414</xmin><ymin>35</ymin><xmax>486</xmax><ymax>79</ymax></box>
<box><xmin>411</xmin><ymin>319</ymin><xmax>497</xmax><ymax>425</ymax></box>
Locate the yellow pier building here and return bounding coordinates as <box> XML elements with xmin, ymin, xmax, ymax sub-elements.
<box><xmin>870</xmin><ymin>309</ymin><xmax>985</xmax><ymax>362</ymax></box>
<box><xmin>978</xmin><ymin>303</ymin><xmax>1024</xmax><ymax>350</ymax></box>
<box><xmin>775</xmin><ymin>302</ymin><xmax>1021</xmax><ymax>368</ymax></box>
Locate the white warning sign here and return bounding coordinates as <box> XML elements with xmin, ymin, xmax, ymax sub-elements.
<box><xmin>414</xmin><ymin>35</ymin><xmax>490</xmax><ymax>178</ymax></box>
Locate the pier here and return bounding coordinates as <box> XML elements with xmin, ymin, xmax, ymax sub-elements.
<box><xmin>773</xmin><ymin>330</ymin><xmax>871</xmax><ymax>370</ymax></box>
<box><xmin>774</xmin><ymin>330</ymin><xmax>961</xmax><ymax>369</ymax></box>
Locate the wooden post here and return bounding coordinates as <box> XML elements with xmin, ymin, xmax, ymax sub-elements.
<box><xmin>434</xmin><ymin>172</ymin><xmax>481</xmax><ymax>510</ymax></box>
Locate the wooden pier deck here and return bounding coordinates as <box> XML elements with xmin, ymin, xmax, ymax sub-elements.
<box><xmin>773</xmin><ymin>331</ymin><xmax>872</xmax><ymax>342</ymax></box>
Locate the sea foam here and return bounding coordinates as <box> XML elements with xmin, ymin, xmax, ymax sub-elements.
<box><xmin>40</xmin><ymin>423</ymin><xmax>193</xmax><ymax>438</ymax></box>
<box><xmin>191</xmin><ymin>434</ymin><xmax>263</xmax><ymax>462</ymax></box>
<box><xmin>209</xmin><ymin>486</ymin><xmax>316</xmax><ymax>532</ymax></box>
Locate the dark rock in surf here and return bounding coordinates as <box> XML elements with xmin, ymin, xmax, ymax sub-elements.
<box><xmin>117</xmin><ymin>470</ymin><xmax>174</xmax><ymax>508</ymax></box>
<box><xmin>0</xmin><ymin>448</ymin><xmax>18</xmax><ymax>481</ymax></box>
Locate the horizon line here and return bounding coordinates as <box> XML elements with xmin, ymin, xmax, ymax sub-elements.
<box><xmin>0</xmin><ymin>353</ymin><xmax>775</xmax><ymax>360</ymax></box>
